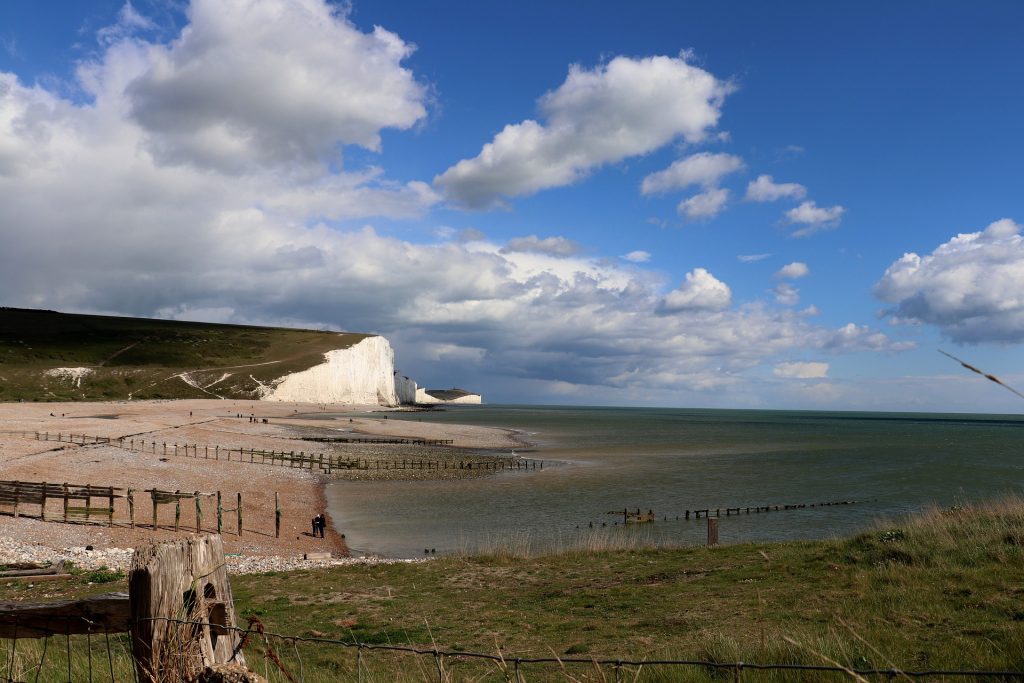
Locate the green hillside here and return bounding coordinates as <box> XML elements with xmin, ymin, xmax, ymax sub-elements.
<box><xmin>0</xmin><ymin>307</ymin><xmax>369</xmax><ymax>401</ymax></box>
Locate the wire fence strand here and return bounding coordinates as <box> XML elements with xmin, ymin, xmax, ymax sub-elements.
<box><xmin>4</xmin><ymin>614</ymin><xmax>1024</xmax><ymax>681</ymax></box>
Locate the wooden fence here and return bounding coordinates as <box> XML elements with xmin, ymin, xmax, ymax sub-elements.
<box><xmin>0</xmin><ymin>479</ymin><xmax>277</xmax><ymax>537</ymax></box>
<box><xmin>0</xmin><ymin>480</ymin><xmax>121</xmax><ymax>524</ymax></box>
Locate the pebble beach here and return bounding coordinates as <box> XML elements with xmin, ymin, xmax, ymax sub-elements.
<box><xmin>0</xmin><ymin>399</ymin><xmax>519</xmax><ymax>573</ymax></box>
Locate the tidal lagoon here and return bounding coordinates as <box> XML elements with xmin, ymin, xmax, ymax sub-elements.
<box><xmin>326</xmin><ymin>406</ymin><xmax>1024</xmax><ymax>558</ymax></box>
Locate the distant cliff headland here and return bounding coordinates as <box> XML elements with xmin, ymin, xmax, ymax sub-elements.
<box><xmin>0</xmin><ymin>307</ymin><xmax>481</xmax><ymax>404</ymax></box>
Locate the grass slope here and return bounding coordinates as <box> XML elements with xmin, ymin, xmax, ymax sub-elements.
<box><xmin>3</xmin><ymin>499</ymin><xmax>1023</xmax><ymax>681</ymax></box>
<box><xmin>0</xmin><ymin>307</ymin><xmax>369</xmax><ymax>401</ymax></box>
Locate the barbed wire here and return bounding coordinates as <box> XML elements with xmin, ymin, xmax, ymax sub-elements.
<box><xmin>4</xmin><ymin>614</ymin><xmax>1024</xmax><ymax>681</ymax></box>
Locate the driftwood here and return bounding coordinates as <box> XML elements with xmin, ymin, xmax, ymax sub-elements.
<box><xmin>0</xmin><ymin>592</ymin><xmax>129</xmax><ymax>638</ymax></box>
<box><xmin>129</xmin><ymin>534</ymin><xmax>246</xmax><ymax>682</ymax></box>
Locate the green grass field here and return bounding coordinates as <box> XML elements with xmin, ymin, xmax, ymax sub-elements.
<box><xmin>0</xmin><ymin>307</ymin><xmax>368</xmax><ymax>401</ymax></box>
<box><xmin>3</xmin><ymin>498</ymin><xmax>1023</xmax><ymax>681</ymax></box>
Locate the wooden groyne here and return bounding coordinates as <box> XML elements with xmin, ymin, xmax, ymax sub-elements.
<box><xmin>582</xmin><ymin>499</ymin><xmax>868</xmax><ymax>529</ymax></box>
<box><xmin>303</xmin><ymin>436</ymin><xmax>454</xmax><ymax>446</ymax></box>
<box><xmin>21</xmin><ymin>431</ymin><xmax>545</xmax><ymax>474</ymax></box>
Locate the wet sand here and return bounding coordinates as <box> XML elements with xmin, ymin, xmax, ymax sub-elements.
<box><xmin>0</xmin><ymin>399</ymin><xmax>518</xmax><ymax>564</ymax></box>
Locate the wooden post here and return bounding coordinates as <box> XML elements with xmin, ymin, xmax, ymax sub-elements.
<box><xmin>174</xmin><ymin>491</ymin><xmax>181</xmax><ymax>532</ymax></box>
<box><xmin>195</xmin><ymin>492</ymin><xmax>202</xmax><ymax>533</ymax></box>
<box><xmin>128</xmin><ymin>489</ymin><xmax>135</xmax><ymax>528</ymax></box>
<box><xmin>275</xmin><ymin>492</ymin><xmax>281</xmax><ymax>539</ymax></box>
<box><xmin>216</xmin><ymin>491</ymin><xmax>223</xmax><ymax>534</ymax></box>
<box><xmin>237</xmin><ymin>493</ymin><xmax>242</xmax><ymax>536</ymax></box>
<box><xmin>152</xmin><ymin>491</ymin><xmax>158</xmax><ymax>531</ymax></box>
<box><xmin>108</xmin><ymin>487</ymin><xmax>115</xmax><ymax>527</ymax></box>
<box><xmin>63</xmin><ymin>483</ymin><xmax>69</xmax><ymax>522</ymax></box>
<box><xmin>13</xmin><ymin>481</ymin><xmax>19</xmax><ymax>518</ymax></box>
<box><xmin>128</xmin><ymin>534</ymin><xmax>248</xmax><ymax>681</ymax></box>
<box><xmin>707</xmin><ymin>517</ymin><xmax>719</xmax><ymax>547</ymax></box>
<box><xmin>40</xmin><ymin>482</ymin><xmax>47</xmax><ymax>521</ymax></box>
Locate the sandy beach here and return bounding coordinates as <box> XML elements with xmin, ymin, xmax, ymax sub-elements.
<box><xmin>0</xmin><ymin>399</ymin><xmax>519</xmax><ymax>570</ymax></box>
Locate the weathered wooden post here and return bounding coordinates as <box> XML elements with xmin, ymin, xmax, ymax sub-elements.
<box><xmin>129</xmin><ymin>534</ymin><xmax>248</xmax><ymax>682</ymax></box>
<box><xmin>174</xmin><ymin>491</ymin><xmax>181</xmax><ymax>532</ymax></box>
<box><xmin>63</xmin><ymin>483</ymin><xmax>69</xmax><ymax>522</ymax></box>
<box><xmin>236</xmin><ymin>493</ymin><xmax>242</xmax><ymax>536</ymax></box>
<box><xmin>707</xmin><ymin>517</ymin><xmax>719</xmax><ymax>547</ymax></box>
<box><xmin>275</xmin><ymin>492</ymin><xmax>281</xmax><ymax>539</ymax></box>
<box><xmin>128</xmin><ymin>489</ymin><xmax>135</xmax><ymax>528</ymax></box>
<box><xmin>152</xmin><ymin>491</ymin><xmax>158</xmax><ymax>531</ymax></box>
<box><xmin>108</xmin><ymin>487</ymin><xmax>115</xmax><ymax>527</ymax></box>
<box><xmin>216</xmin><ymin>491</ymin><xmax>223</xmax><ymax>534</ymax></box>
<box><xmin>195</xmin><ymin>492</ymin><xmax>202</xmax><ymax>533</ymax></box>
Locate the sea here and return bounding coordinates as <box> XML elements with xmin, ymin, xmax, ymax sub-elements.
<box><xmin>324</xmin><ymin>405</ymin><xmax>1024</xmax><ymax>559</ymax></box>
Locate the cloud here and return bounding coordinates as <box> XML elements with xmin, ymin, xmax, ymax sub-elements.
<box><xmin>97</xmin><ymin>3</ymin><xmax>156</xmax><ymax>46</ymax></box>
<box><xmin>660</xmin><ymin>268</ymin><xmax>732</xmax><ymax>312</ymax></box>
<box><xmin>501</xmin><ymin>235</ymin><xmax>581</xmax><ymax>257</ymax></box>
<box><xmin>678</xmin><ymin>187</ymin><xmax>730</xmax><ymax>220</ymax></box>
<box><xmin>458</xmin><ymin>228</ymin><xmax>487</xmax><ymax>243</ymax></box>
<box><xmin>434</xmin><ymin>54</ymin><xmax>733</xmax><ymax>208</ymax></box>
<box><xmin>623</xmin><ymin>250</ymin><xmax>651</xmax><ymax>263</ymax></box>
<box><xmin>773</xmin><ymin>283</ymin><xmax>800</xmax><ymax>306</ymax></box>
<box><xmin>738</xmin><ymin>253</ymin><xmax>771</xmax><ymax>263</ymax></box>
<box><xmin>0</xmin><ymin>2</ymin><xmax>914</xmax><ymax>407</ymax></box>
<box><xmin>775</xmin><ymin>261</ymin><xmax>810</xmax><ymax>279</ymax></box>
<box><xmin>874</xmin><ymin>218</ymin><xmax>1024</xmax><ymax>343</ymax></box>
<box><xmin>124</xmin><ymin>0</ymin><xmax>427</xmax><ymax>173</ymax></box>
<box><xmin>640</xmin><ymin>152</ymin><xmax>743</xmax><ymax>195</ymax></box>
<box><xmin>745</xmin><ymin>174</ymin><xmax>806</xmax><ymax>202</ymax></box>
<box><xmin>785</xmin><ymin>201</ymin><xmax>845</xmax><ymax>236</ymax></box>
<box><xmin>773</xmin><ymin>361</ymin><xmax>828</xmax><ymax>379</ymax></box>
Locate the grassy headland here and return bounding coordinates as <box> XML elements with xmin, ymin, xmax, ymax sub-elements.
<box><xmin>0</xmin><ymin>307</ymin><xmax>367</xmax><ymax>401</ymax></box>
<box><xmin>3</xmin><ymin>498</ymin><xmax>1023</xmax><ymax>680</ymax></box>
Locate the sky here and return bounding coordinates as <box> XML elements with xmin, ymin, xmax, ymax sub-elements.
<box><xmin>1</xmin><ymin>0</ymin><xmax>1023</xmax><ymax>412</ymax></box>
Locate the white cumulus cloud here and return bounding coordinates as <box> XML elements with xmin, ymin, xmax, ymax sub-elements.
<box><xmin>661</xmin><ymin>268</ymin><xmax>732</xmax><ymax>312</ymax></box>
<box><xmin>773</xmin><ymin>362</ymin><xmax>829</xmax><ymax>379</ymax></box>
<box><xmin>785</xmin><ymin>201</ymin><xmax>845</xmax><ymax>236</ymax></box>
<box><xmin>623</xmin><ymin>250</ymin><xmax>651</xmax><ymax>263</ymax></box>
<box><xmin>434</xmin><ymin>54</ymin><xmax>733</xmax><ymax>208</ymax></box>
<box><xmin>745</xmin><ymin>174</ymin><xmax>806</xmax><ymax>202</ymax></box>
<box><xmin>773</xmin><ymin>283</ymin><xmax>800</xmax><ymax>306</ymax></box>
<box><xmin>501</xmin><ymin>235</ymin><xmax>582</xmax><ymax>257</ymax></box>
<box><xmin>874</xmin><ymin>218</ymin><xmax>1024</xmax><ymax>343</ymax></box>
<box><xmin>125</xmin><ymin>0</ymin><xmax>427</xmax><ymax>173</ymax></box>
<box><xmin>775</xmin><ymin>262</ymin><xmax>810</xmax><ymax>279</ymax></box>
<box><xmin>641</xmin><ymin>152</ymin><xmax>744</xmax><ymax>195</ymax></box>
<box><xmin>678</xmin><ymin>187</ymin><xmax>730</xmax><ymax>220</ymax></box>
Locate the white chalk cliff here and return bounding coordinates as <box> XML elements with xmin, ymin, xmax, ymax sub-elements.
<box><xmin>262</xmin><ymin>336</ymin><xmax>401</xmax><ymax>405</ymax></box>
<box><xmin>395</xmin><ymin>372</ymin><xmax>418</xmax><ymax>404</ymax></box>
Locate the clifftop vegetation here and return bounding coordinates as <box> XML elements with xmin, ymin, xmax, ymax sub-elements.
<box><xmin>0</xmin><ymin>308</ymin><xmax>368</xmax><ymax>401</ymax></box>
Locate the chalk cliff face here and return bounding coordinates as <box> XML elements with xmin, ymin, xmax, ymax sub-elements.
<box><xmin>415</xmin><ymin>387</ymin><xmax>483</xmax><ymax>404</ymax></box>
<box><xmin>395</xmin><ymin>372</ymin><xmax>418</xmax><ymax>404</ymax></box>
<box><xmin>262</xmin><ymin>336</ymin><xmax>401</xmax><ymax>406</ymax></box>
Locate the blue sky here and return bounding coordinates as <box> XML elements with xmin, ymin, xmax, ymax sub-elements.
<box><xmin>1</xmin><ymin>0</ymin><xmax>1022</xmax><ymax>412</ymax></box>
